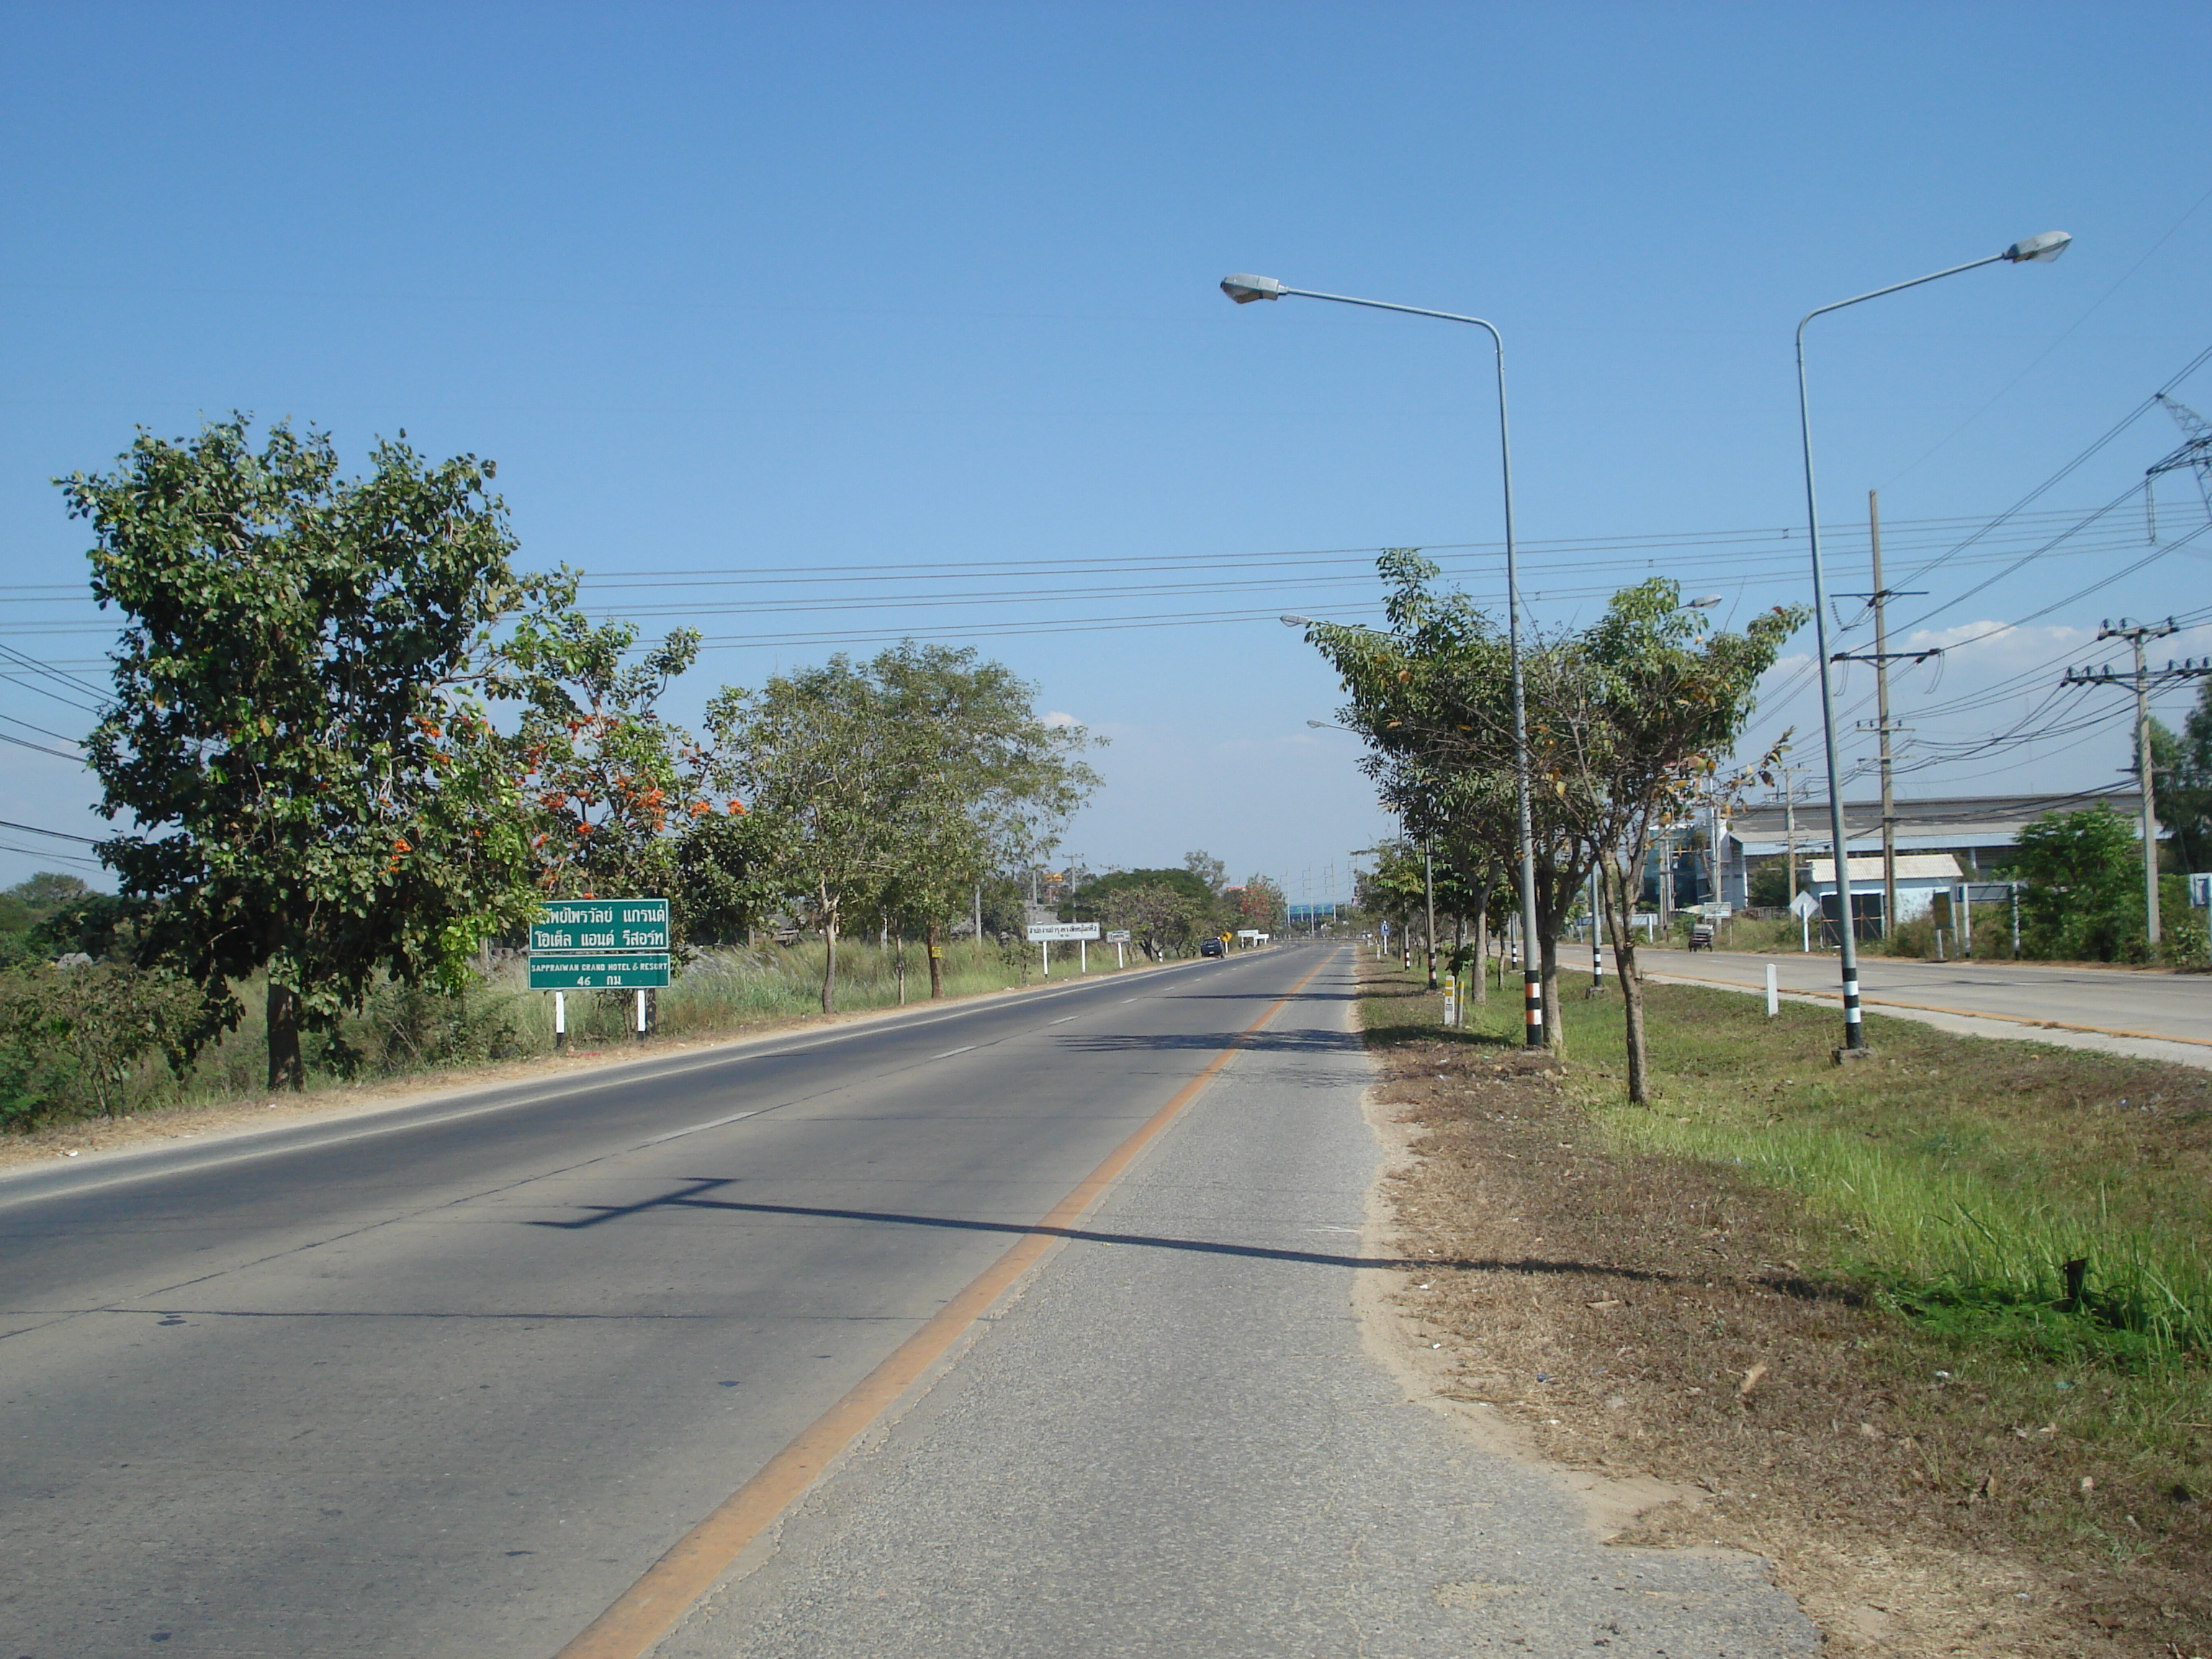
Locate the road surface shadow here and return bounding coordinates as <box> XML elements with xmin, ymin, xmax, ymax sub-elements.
<box><xmin>525</xmin><ymin>1179</ymin><xmax>1861</xmax><ymax>1304</ymax></box>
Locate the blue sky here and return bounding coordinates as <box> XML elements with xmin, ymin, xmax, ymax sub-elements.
<box><xmin>2</xmin><ymin>2</ymin><xmax>2208</xmax><ymax>895</ymax></box>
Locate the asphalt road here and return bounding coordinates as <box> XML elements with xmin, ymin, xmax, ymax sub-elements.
<box><xmin>2</xmin><ymin>944</ymin><xmax>1817</xmax><ymax>1658</ymax></box>
<box><xmin>1640</xmin><ymin>946</ymin><xmax>2212</xmax><ymax>1047</ymax></box>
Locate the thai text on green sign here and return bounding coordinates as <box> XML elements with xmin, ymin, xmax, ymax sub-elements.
<box><xmin>530</xmin><ymin>898</ymin><xmax>669</xmax><ymax>954</ymax></box>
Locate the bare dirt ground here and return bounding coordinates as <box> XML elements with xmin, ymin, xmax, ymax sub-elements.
<box><xmin>1358</xmin><ymin>960</ymin><xmax>2210</xmax><ymax>1659</ymax></box>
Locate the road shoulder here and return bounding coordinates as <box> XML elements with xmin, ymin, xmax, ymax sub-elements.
<box><xmin>1357</xmin><ymin>955</ymin><xmax>2202</xmax><ymax>1656</ymax></box>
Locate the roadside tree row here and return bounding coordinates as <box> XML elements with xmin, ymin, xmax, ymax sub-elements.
<box><xmin>60</xmin><ymin>417</ymin><xmax>1099</xmax><ymax>1089</ymax></box>
<box><xmin>1301</xmin><ymin>549</ymin><xmax>1802</xmax><ymax>1102</ymax></box>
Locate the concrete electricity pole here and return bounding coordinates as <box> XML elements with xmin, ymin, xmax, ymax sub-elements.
<box><xmin>1834</xmin><ymin>490</ymin><xmax>1931</xmax><ymax>945</ymax></box>
<box><xmin>2060</xmin><ymin>619</ymin><xmax>2211</xmax><ymax>948</ymax></box>
<box><xmin>1771</xmin><ymin>763</ymin><xmax>1810</xmax><ymax>901</ymax></box>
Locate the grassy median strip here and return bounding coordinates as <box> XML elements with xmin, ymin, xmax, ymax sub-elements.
<box><xmin>1359</xmin><ymin>957</ymin><xmax>2212</xmax><ymax>1655</ymax></box>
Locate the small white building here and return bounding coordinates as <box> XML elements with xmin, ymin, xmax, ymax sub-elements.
<box><xmin>1809</xmin><ymin>853</ymin><xmax>1962</xmax><ymax>925</ymax></box>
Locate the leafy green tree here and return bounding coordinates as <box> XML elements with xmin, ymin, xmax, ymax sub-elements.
<box><xmin>62</xmin><ymin>416</ymin><xmax>544</xmax><ymax>1089</ymax></box>
<box><xmin>2014</xmin><ymin>806</ymin><xmax>2143</xmax><ymax>961</ymax></box>
<box><xmin>10</xmin><ymin>873</ymin><xmax>90</xmax><ymax>910</ymax></box>
<box><xmin>1094</xmin><ymin>881</ymin><xmax>1203</xmax><ymax>961</ymax></box>
<box><xmin>2152</xmin><ymin>678</ymin><xmax>2212</xmax><ymax>877</ymax></box>
<box><xmin>1746</xmin><ymin>856</ymin><xmax>1795</xmax><ymax>910</ymax></box>
<box><xmin>0</xmin><ymin>962</ymin><xmax>207</xmax><ymax>1125</ymax></box>
<box><xmin>1233</xmin><ymin>873</ymin><xmax>1286</xmax><ymax>935</ymax></box>
<box><xmin>1183</xmin><ymin>850</ymin><xmax>1226</xmax><ymax>896</ymax></box>
<box><xmin>1306</xmin><ymin>552</ymin><xmax>1797</xmax><ymax>1097</ymax></box>
<box><xmin>1303</xmin><ymin>552</ymin><xmax>1599</xmax><ymax>1042</ymax></box>
<box><xmin>1534</xmin><ymin>582</ymin><xmax>1799</xmax><ymax>1097</ymax></box>
<box><xmin>671</xmin><ymin>809</ymin><xmax>779</xmax><ymax>947</ymax></box>
<box><xmin>30</xmin><ymin>891</ymin><xmax>154</xmax><ymax>961</ymax></box>
<box><xmin>495</xmin><ymin>600</ymin><xmax>711</xmax><ymax>906</ymax></box>
<box><xmin>868</xmin><ymin>644</ymin><xmax>1098</xmax><ymax>997</ymax></box>
<box><xmin>705</xmin><ymin>644</ymin><xmax>1096</xmax><ymax>1007</ymax></box>
<box><xmin>706</xmin><ymin>655</ymin><xmax>889</xmax><ymax>1012</ymax></box>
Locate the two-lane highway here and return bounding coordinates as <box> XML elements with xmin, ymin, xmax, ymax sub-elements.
<box><xmin>0</xmin><ymin>948</ymin><xmax>1317</xmax><ymax>1657</ymax></box>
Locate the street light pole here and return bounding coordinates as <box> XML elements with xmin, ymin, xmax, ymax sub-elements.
<box><xmin>1230</xmin><ymin>274</ymin><xmax>1544</xmax><ymax>1048</ymax></box>
<box><xmin>1792</xmin><ymin>230</ymin><xmax>2069</xmax><ymax>1054</ymax></box>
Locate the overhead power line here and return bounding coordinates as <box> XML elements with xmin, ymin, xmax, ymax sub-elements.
<box><xmin>0</xmin><ymin>818</ymin><xmax>101</xmax><ymax>844</ymax></box>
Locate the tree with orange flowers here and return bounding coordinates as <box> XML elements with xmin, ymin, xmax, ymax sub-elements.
<box><xmin>65</xmin><ymin>417</ymin><xmax>544</xmax><ymax>1089</ymax></box>
<box><xmin>494</xmin><ymin>598</ymin><xmax>716</xmax><ymax>907</ymax></box>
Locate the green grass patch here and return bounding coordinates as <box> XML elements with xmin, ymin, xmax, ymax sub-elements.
<box><xmin>1442</xmin><ymin>961</ymin><xmax>2212</xmax><ymax>1367</ymax></box>
<box><xmin>1376</xmin><ymin>952</ymin><xmax>2212</xmax><ymax>1367</ymax></box>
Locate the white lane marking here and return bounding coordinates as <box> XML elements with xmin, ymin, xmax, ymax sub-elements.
<box><xmin>1304</xmin><ymin>1225</ymin><xmax>1362</xmax><ymax>1234</ymax></box>
<box><xmin>929</xmin><ymin>1045</ymin><xmax>978</xmax><ymax>1061</ymax></box>
<box><xmin>639</xmin><ymin>1109</ymin><xmax>763</xmax><ymax>1147</ymax></box>
<box><xmin>1120</xmin><ymin>997</ymin><xmax>1140</xmax><ymax>1004</ymax></box>
<box><xmin>1046</xmin><ymin>1016</ymin><xmax>1077</xmax><ymax>1026</ymax></box>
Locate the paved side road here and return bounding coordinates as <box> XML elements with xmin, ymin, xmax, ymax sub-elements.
<box><xmin>662</xmin><ymin>946</ymin><xmax>1818</xmax><ymax>1658</ymax></box>
<box><xmin>1637</xmin><ymin>947</ymin><xmax>2212</xmax><ymax>1064</ymax></box>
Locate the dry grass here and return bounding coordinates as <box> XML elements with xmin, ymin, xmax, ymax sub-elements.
<box><xmin>1359</xmin><ymin>956</ymin><xmax>2212</xmax><ymax>1658</ymax></box>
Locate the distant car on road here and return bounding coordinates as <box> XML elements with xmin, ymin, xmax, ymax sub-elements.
<box><xmin>1199</xmin><ymin>936</ymin><xmax>1226</xmax><ymax>958</ymax></box>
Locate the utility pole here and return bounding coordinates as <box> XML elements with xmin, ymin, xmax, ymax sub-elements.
<box><xmin>1833</xmin><ymin>490</ymin><xmax>1930</xmax><ymax>947</ymax></box>
<box><xmin>1770</xmin><ymin>764</ymin><xmax>1809</xmax><ymax>902</ymax></box>
<box><xmin>1869</xmin><ymin>493</ymin><xmax>1897</xmax><ymax>943</ymax></box>
<box><xmin>2061</xmin><ymin>619</ymin><xmax>2209</xmax><ymax>947</ymax></box>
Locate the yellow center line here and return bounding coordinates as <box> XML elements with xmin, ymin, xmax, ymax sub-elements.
<box><xmin>554</xmin><ymin>949</ymin><xmax>1341</xmax><ymax>1659</ymax></box>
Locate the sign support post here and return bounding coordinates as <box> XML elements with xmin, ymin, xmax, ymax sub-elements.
<box><xmin>1028</xmin><ymin>921</ymin><xmax>1100</xmax><ymax>977</ymax></box>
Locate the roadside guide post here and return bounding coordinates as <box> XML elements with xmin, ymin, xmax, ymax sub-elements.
<box><xmin>1766</xmin><ymin>963</ymin><xmax>1779</xmax><ymax>1017</ymax></box>
<box><xmin>554</xmin><ymin>991</ymin><xmax>566</xmax><ymax>1051</ymax></box>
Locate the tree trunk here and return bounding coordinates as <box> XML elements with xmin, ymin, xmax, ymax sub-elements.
<box><xmin>266</xmin><ymin>980</ymin><xmax>305</xmax><ymax>1093</ymax></box>
<box><xmin>1469</xmin><ymin>891</ymin><xmax>1488</xmax><ymax>1004</ymax></box>
<box><xmin>926</xmin><ymin>921</ymin><xmax>944</xmax><ymax>998</ymax></box>
<box><xmin>1603</xmin><ymin>857</ymin><xmax>1651</xmax><ymax>1104</ymax></box>
<box><xmin>820</xmin><ymin>898</ymin><xmax>838</xmax><ymax>1014</ymax></box>
<box><xmin>1538</xmin><ymin>928</ymin><xmax>1563</xmax><ymax>1053</ymax></box>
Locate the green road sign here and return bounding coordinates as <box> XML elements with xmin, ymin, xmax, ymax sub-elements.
<box><xmin>528</xmin><ymin>954</ymin><xmax>672</xmax><ymax>990</ymax></box>
<box><xmin>530</xmin><ymin>898</ymin><xmax>670</xmax><ymax>954</ymax></box>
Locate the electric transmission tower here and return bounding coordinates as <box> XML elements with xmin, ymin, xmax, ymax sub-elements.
<box><xmin>2145</xmin><ymin>395</ymin><xmax>2212</xmax><ymax>541</ymax></box>
<box><xmin>2059</xmin><ymin>617</ymin><xmax>2212</xmax><ymax>946</ymax></box>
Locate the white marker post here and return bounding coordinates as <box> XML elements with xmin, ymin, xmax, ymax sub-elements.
<box><xmin>1042</xmin><ymin>940</ymin><xmax>1050</xmax><ymax>978</ymax></box>
<box><xmin>1766</xmin><ymin>963</ymin><xmax>1779</xmax><ymax>1018</ymax></box>
<box><xmin>1079</xmin><ymin>939</ymin><xmax>1087</xmax><ymax>974</ymax></box>
<box><xmin>554</xmin><ymin>991</ymin><xmax>567</xmax><ymax>1051</ymax></box>
<box><xmin>636</xmin><ymin>988</ymin><xmax>647</xmax><ymax>1043</ymax></box>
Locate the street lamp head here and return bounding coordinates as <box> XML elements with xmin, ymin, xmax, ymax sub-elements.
<box><xmin>1221</xmin><ymin>273</ymin><xmax>1289</xmax><ymax>304</ymax></box>
<box><xmin>1689</xmin><ymin>594</ymin><xmax>1725</xmax><ymax>609</ymax></box>
<box><xmin>1281</xmin><ymin>613</ymin><xmax>1313</xmax><ymax>627</ymax></box>
<box><xmin>1305</xmin><ymin>719</ymin><xmax>1328</xmax><ymax>728</ymax></box>
<box><xmin>2002</xmin><ymin>230</ymin><xmax>2072</xmax><ymax>264</ymax></box>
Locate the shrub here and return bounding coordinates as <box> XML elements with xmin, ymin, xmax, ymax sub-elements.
<box><xmin>0</xmin><ymin>963</ymin><xmax>205</xmax><ymax>1128</ymax></box>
